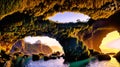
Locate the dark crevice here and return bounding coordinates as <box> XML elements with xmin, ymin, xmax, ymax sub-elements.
<box><xmin>0</xmin><ymin>12</ymin><xmax>30</xmax><ymax>24</ymax></box>
<box><xmin>0</xmin><ymin>12</ymin><xmax>31</xmax><ymax>31</ymax></box>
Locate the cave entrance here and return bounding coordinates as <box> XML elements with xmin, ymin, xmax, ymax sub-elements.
<box><xmin>48</xmin><ymin>12</ymin><xmax>90</xmax><ymax>23</ymax></box>
<box><xmin>100</xmin><ymin>31</ymin><xmax>120</xmax><ymax>54</ymax></box>
<box><xmin>11</xmin><ymin>36</ymin><xmax>64</xmax><ymax>55</ymax></box>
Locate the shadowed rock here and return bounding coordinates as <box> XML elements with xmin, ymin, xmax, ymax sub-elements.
<box><xmin>89</xmin><ymin>49</ymin><xmax>100</xmax><ymax>56</ymax></box>
<box><xmin>113</xmin><ymin>51</ymin><xmax>120</xmax><ymax>63</ymax></box>
<box><xmin>58</xmin><ymin>37</ymin><xmax>90</xmax><ymax>62</ymax></box>
<box><xmin>96</xmin><ymin>54</ymin><xmax>111</xmax><ymax>61</ymax></box>
<box><xmin>32</xmin><ymin>54</ymin><xmax>40</xmax><ymax>61</ymax></box>
<box><xmin>0</xmin><ymin>0</ymin><xmax>120</xmax><ymax>20</ymax></box>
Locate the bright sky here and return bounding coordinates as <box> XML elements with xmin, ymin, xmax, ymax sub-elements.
<box><xmin>100</xmin><ymin>31</ymin><xmax>120</xmax><ymax>53</ymax></box>
<box><xmin>48</xmin><ymin>12</ymin><xmax>90</xmax><ymax>23</ymax></box>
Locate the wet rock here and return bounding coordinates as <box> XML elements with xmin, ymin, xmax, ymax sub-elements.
<box><xmin>58</xmin><ymin>37</ymin><xmax>90</xmax><ymax>62</ymax></box>
<box><xmin>113</xmin><ymin>51</ymin><xmax>120</xmax><ymax>63</ymax></box>
<box><xmin>96</xmin><ymin>54</ymin><xmax>111</xmax><ymax>61</ymax></box>
<box><xmin>89</xmin><ymin>49</ymin><xmax>100</xmax><ymax>56</ymax></box>
<box><xmin>32</xmin><ymin>54</ymin><xmax>40</xmax><ymax>61</ymax></box>
<box><xmin>44</xmin><ymin>56</ymin><xmax>50</xmax><ymax>61</ymax></box>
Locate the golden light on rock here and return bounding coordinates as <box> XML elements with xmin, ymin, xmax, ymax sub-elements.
<box><xmin>100</xmin><ymin>31</ymin><xmax>120</xmax><ymax>53</ymax></box>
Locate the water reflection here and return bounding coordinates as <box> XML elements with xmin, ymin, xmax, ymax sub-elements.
<box><xmin>87</xmin><ymin>56</ymin><xmax>120</xmax><ymax>67</ymax></box>
<box><xmin>25</xmin><ymin>57</ymin><xmax>69</xmax><ymax>67</ymax></box>
<box><xmin>25</xmin><ymin>56</ymin><xmax>120</xmax><ymax>67</ymax></box>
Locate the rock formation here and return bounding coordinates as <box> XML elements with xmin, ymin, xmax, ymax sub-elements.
<box><xmin>0</xmin><ymin>0</ymin><xmax>120</xmax><ymax>62</ymax></box>
<box><xmin>113</xmin><ymin>51</ymin><xmax>120</xmax><ymax>63</ymax></box>
<box><xmin>0</xmin><ymin>0</ymin><xmax>120</xmax><ymax>20</ymax></box>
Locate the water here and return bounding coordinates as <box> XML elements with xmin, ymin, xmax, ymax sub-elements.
<box><xmin>25</xmin><ymin>57</ymin><xmax>69</xmax><ymax>67</ymax></box>
<box><xmin>87</xmin><ymin>56</ymin><xmax>120</xmax><ymax>67</ymax></box>
<box><xmin>25</xmin><ymin>57</ymin><xmax>120</xmax><ymax>67</ymax></box>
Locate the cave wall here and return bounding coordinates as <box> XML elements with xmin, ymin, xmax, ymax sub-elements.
<box><xmin>0</xmin><ymin>0</ymin><xmax>120</xmax><ymax>50</ymax></box>
<box><xmin>87</xmin><ymin>11</ymin><xmax>120</xmax><ymax>51</ymax></box>
<box><xmin>81</xmin><ymin>18</ymin><xmax>116</xmax><ymax>52</ymax></box>
<box><xmin>0</xmin><ymin>0</ymin><xmax>120</xmax><ymax>61</ymax></box>
<box><xmin>0</xmin><ymin>11</ymin><xmax>120</xmax><ymax>60</ymax></box>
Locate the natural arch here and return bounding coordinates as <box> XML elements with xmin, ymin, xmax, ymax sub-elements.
<box><xmin>0</xmin><ymin>12</ymin><xmax>91</xmax><ymax>62</ymax></box>
<box><xmin>0</xmin><ymin>11</ymin><xmax>120</xmax><ymax>61</ymax></box>
<box><xmin>100</xmin><ymin>31</ymin><xmax>120</xmax><ymax>53</ymax></box>
<box><xmin>83</xmin><ymin>28</ymin><xmax>116</xmax><ymax>52</ymax></box>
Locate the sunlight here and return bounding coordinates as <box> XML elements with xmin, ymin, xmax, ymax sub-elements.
<box><xmin>48</xmin><ymin>12</ymin><xmax>90</xmax><ymax>23</ymax></box>
<box><xmin>24</xmin><ymin>36</ymin><xmax>64</xmax><ymax>53</ymax></box>
<box><xmin>100</xmin><ymin>31</ymin><xmax>120</xmax><ymax>53</ymax></box>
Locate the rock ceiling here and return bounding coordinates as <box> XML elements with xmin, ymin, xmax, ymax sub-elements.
<box><xmin>0</xmin><ymin>0</ymin><xmax>120</xmax><ymax>62</ymax></box>
<box><xmin>0</xmin><ymin>0</ymin><xmax>120</xmax><ymax>20</ymax></box>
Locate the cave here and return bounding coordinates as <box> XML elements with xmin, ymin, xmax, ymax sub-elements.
<box><xmin>10</xmin><ymin>36</ymin><xmax>64</xmax><ymax>55</ymax></box>
<box><xmin>100</xmin><ymin>30</ymin><xmax>120</xmax><ymax>54</ymax></box>
<box><xmin>0</xmin><ymin>0</ymin><xmax>120</xmax><ymax>63</ymax></box>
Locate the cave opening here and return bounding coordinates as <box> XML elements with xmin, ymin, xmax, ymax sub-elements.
<box><xmin>100</xmin><ymin>30</ymin><xmax>120</xmax><ymax>54</ymax></box>
<box><xmin>48</xmin><ymin>12</ymin><xmax>90</xmax><ymax>23</ymax></box>
<box><xmin>10</xmin><ymin>36</ymin><xmax>64</xmax><ymax>55</ymax></box>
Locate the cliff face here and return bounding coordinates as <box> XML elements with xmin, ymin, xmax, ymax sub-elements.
<box><xmin>0</xmin><ymin>0</ymin><xmax>120</xmax><ymax>62</ymax></box>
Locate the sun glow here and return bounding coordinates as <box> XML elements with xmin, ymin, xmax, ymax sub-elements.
<box><xmin>100</xmin><ymin>31</ymin><xmax>120</xmax><ymax>53</ymax></box>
